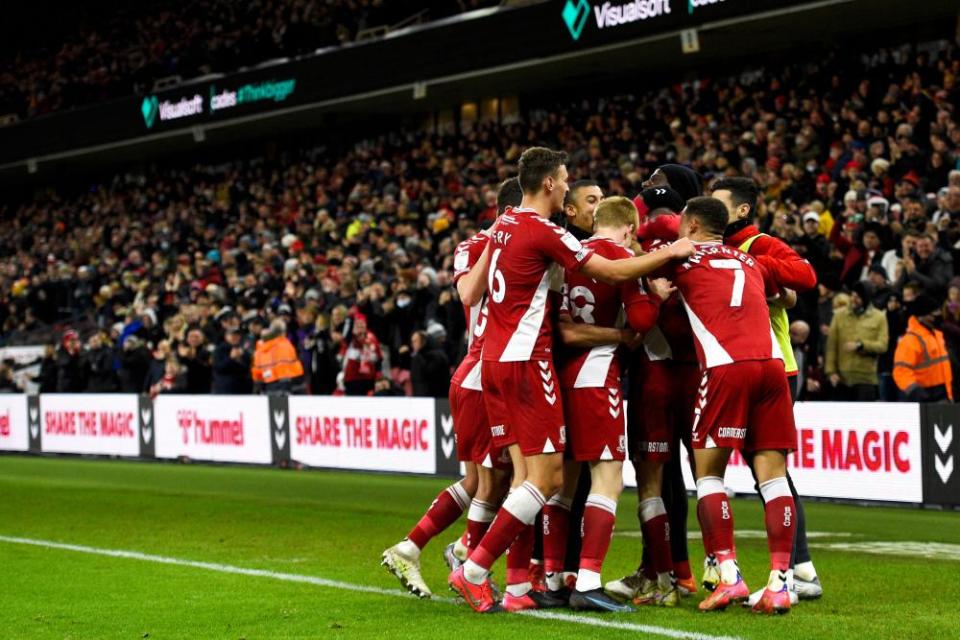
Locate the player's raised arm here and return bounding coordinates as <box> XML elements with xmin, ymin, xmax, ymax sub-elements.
<box><xmin>455</xmin><ymin>242</ymin><xmax>490</xmax><ymax>307</ymax></box>
<box><xmin>580</xmin><ymin>238</ymin><xmax>694</xmax><ymax>285</ymax></box>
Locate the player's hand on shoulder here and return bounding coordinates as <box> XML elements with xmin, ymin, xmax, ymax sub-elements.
<box><xmin>667</xmin><ymin>237</ymin><xmax>695</xmax><ymax>259</ymax></box>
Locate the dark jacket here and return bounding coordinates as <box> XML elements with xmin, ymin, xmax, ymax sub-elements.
<box><xmin>897</xmin><ymin>249</ymin><xmax>954</xmax><ymax>299</ymax></box>
<box><xmin>143</xmin><ymin>358</ymin><xmax>167</xmax><ymax>393</ymax></box>
<box><xmin>411</xmin><ymin>337</ymin><xmax>451</xmax><ymax>398</ymax></box>
<box><xmin>309</xmin><ymin>330</ymin><xmax>341</xmax><ymax>395</ymax></box>
<box><xmin>38</xmin><ymin>356</ymin><xmax>59</xmax><ymax>393</ymax></box>
<box><xmin>118</xmin><ymin>345</ymin><xmax>151</xmax><ymax>393</ymax></box>
<box><xmin>212</xmin><ymin>342</ymin><xmax>253</xmax><ymax>394</ymax></box>
<box><xmin>181</xmin><ymin>349</ymin><xmax>213</xmax><ymax>394</ymax></box>
<box><xmin>85</xmin><ymin>346</ymin><xmax>118</xmax><ymax>392</ymax></box>
<box><xmin>56</xmin><ymin>350</ymin><xmax>87</xmax><ymax>392</ymax></box>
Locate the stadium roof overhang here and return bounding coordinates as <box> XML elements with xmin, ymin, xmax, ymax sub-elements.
<box><xmin>0</xmin><ymin>0</ymin><xmax>956</xmax><ymax>187</ymax></box>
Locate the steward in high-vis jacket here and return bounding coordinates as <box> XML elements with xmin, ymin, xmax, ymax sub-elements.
<box><xmin>893</xmin><ymin>295</ymin><xmax>953</xmax><ymax>402</ymax></box>
<box><xmin>252</xmin><ymin>319</ymin><xmax>305</xmax><ymax>394</ymax></box>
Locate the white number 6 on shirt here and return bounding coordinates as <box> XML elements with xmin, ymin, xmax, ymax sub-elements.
<box><xmin>710</xmin><ymin>259</ymin><xmax>744</xmax><ymax>307</ymax></box>
<box><xmin>488</xmin><ymin>248</ymin><xmax>507</xmax><ymax>303</ymax></box>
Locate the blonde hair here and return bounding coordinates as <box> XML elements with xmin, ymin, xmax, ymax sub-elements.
<box><xmin>593</xmin><ymin>196</ymin><xmax>639</xmax><ymax>231</ymax></box>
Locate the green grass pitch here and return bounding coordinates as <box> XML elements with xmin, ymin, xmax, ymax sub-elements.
<box><xmin>0</xmin><ymin>454</ymin><xmax>957</xmax><ymax>639</ymax></box>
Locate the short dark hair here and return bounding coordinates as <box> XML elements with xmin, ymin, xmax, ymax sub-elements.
<box><xmin>497</xmin><ymin>178</ymin><xmax>523</xmax><ymax>214</ymax></box>
<box><xmin>711</xmin><ymin>177</ymin><xmax>760</xmax><ymax>217</ymax></box>
<box><xmin>518</xmin><ymin>147</ymin><xmax>567</xmax><ymax>194</ymax></box>
<box><xmin>563</xmin><ymin>179</ymin><xmax>599</xmax><ymax>208</ymax></box>
<box><xmin>683</xmin><ymin>196</ymin><xmax>730</xmax><ymax>235</ymax></box>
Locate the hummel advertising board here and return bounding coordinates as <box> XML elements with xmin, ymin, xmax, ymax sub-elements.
<box><xmin>153</xmin><ymin>395</ymin><xmax>273</xmax><ymax>464</ymax></box>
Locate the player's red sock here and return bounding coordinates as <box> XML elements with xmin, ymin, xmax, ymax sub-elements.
<box><xmin>759</xmin><ymin>477</ymin><xmax>795</xmax><ymax>572</ymax></box>
<box><xmin>696</xmin><ymin>476</ymin><xmax>735</xmax><ymax>564</ymax></box>
<box><xmin>407</xmin><ymin>481</ymin><xmax>471</xmax><ymax>550</ymax></box>
<box><xmin>639</xmin><ymin>497</ymin><xmax>673</xmax><ymax>575</ymax></box>
<box><xmin>466</xmin><ymin>499</ymin><xmax>497</xmax><ymax>553</ymax></box>
<box><xmin>506</xmin><ymin>523</ymin><xmax>535</xmax><ymax>587</ymax></box>
<box><xmin>542</xmin><ymin>495</ymin><xmax>571</xmax><ymax>575</ymax></box>
<box><xmin>465</xmin><ymin>482</ymin><xmax>545</xmax><ymax>581</ymax></box>
<box><xmin>578</xmin><ymin>494</ymin><xmax>617</xmax><ymax>590</ymax></box>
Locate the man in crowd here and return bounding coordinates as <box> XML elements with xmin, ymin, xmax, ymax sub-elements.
<box><xmin>213</xmin><ymin>328</ymin><xmax>253</xmax><ymax>394</ymax></box>
<box><xmin>825</xmin><ymin>281</ymin><xmax>889</xmax><ymax>401</ymax></box>
<box><xmin>339</xmin><ymin>315</ymin><xmax>382</xmax><ymax>396</ymax></box>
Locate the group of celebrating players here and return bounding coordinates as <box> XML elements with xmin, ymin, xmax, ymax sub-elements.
<box><xmin>382</xmin><ymin>147</ymin><xmax>823</xmax><ymax>615</ymax></box>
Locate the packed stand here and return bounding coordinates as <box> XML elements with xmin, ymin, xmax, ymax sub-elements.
<box><xmin>0</xmin><ymin>41</ymin><xmax>958</xmax><ymax>400</ymax></box>
<box><xmin>0</xmin><ymin>0</ymin><xmax>500</xmax><ymax>121</ymax></box>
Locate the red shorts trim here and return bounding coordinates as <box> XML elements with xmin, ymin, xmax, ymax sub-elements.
<box><xmin>627</xmin><ymin>360</ymin><xmax>699</xmax><ymax>462</ymax></box>
<box><xmin>449</xmin><ymin>382</ymin><xmax>510</xmax><ymax>469</ymax></box>
<box><xmin>481</xmin><ymin>359</ymin><xmax>566</xmax><ymax>457</ymax></box>
<box><xmin>691</xmin><ymin>360</ymin><xmax>797</xmax><ymax>453</ymax></box>
<box><xmin>563</xmin><ymin>386</ymin><xmax>627</xmax><ymax>461</ymax></box>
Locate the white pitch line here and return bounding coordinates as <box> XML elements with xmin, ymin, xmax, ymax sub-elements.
<box><xmin>616</xmin><ymin>529</ymin><xmax>857</xmax><ymax>540</ymax></box>
<box><xmin>0</xmin><ymin>535</ymin><xmax>740</xmax><ymax>640</ymax></box>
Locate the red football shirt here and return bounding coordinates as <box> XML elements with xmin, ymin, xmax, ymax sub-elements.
<box><xmin>481</xmin><ymin>207</ymin><xmax>593</xmax><ymax>363</ymax></box>
<box><xmin>557</xmin><ymin>236</ymin><xmax>660</xmax><ymax>388</ymax></box>
<box><xmin>673</xmin><ymin>241</ymin><xmax>783</xmax><ymax>369</ymax></box>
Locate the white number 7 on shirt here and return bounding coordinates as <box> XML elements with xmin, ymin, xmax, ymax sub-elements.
<box><xmin>710</xmin><ymin>259</ymin><xmax>744</xmax><ymax>307</ymax></box>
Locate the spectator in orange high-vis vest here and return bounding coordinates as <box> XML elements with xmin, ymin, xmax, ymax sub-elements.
<box><xmin>252</xmin><ymin>318</ymin><xmax>305</xmax><ymax>394</ymax></box>
<box><xmin>893</xmin><ymin>295</ymin><xmax>953</xmax><ymax>403</ymax></box>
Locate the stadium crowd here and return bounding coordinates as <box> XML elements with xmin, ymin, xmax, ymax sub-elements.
<box><xmin>0</xmin><ymin>0</ymin><xmax>498</xmax><ymax>121</ymax></box>
<box><xmin>1</xmin><ymin>40</ymin><xmax>959</xmax><ymax>401</ymax></box>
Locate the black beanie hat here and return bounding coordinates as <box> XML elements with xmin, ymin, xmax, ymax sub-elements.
<box><xmin>907</xmin><ymin>295</ymin><xmax>939</xmax><ymax>318</ymax></box>
<box><xmin>657</xmin><ymin>164</ymin><xmax>704</xmax><ymax>202</ymax></box>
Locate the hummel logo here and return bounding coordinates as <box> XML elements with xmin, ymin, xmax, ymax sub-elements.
<box><xmin>934</xmin><ymin>423</ymin><xmax>954</xmax><ymax>484</ymax></box>
<box><xmin>441</xmin><ymin>414</ymin><xmax>454</xmax><ymax>436</ymax></box>
<box><xmin>442</xmin><ymin>435</ymin><xmax>455</xmax><ymax>459</ymax></box>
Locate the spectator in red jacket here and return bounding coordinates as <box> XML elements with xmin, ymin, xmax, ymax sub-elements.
<box><xmin>339</xmin><ymin>314</ymin><xmax>382</xmax><ymax>396</ymax></box>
